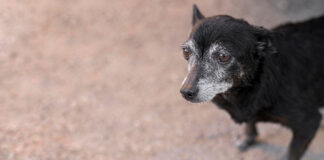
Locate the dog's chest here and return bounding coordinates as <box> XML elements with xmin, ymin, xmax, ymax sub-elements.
<box><xmin>212</xmin><ymin>94</ymin><xmax>256</xmax><ymax>123</ymax></box>
<box><xmin>212</xmin><ymin>93</ymin><xmax>285</xmax><ymax>124</ymax></box>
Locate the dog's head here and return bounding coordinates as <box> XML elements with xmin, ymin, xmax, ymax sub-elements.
<box><xmin>180</xmin><ymin>5</ymin><xmax>276</xmax><ymax>103</ymax></box>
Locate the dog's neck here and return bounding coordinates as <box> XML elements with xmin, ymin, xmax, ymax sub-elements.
<box><xmin>211</xmin><ymin>58</ymin><xmax>275</xmax><ymax>123</ymax></box>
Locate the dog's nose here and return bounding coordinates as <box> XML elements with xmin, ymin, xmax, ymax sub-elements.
<box><xmin>180</xmin><ymin>88</ymin><xmax>198</xmax><ymax>100</ymax></box>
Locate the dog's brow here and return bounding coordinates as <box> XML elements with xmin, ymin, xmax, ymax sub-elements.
<box><xmin>181</xmin><ymin>41</ymin><xmax>188</xmax><ymax>48</ymax></box>
<box><xmin>208</xmin><ymin>43</ymin><xmax>227</xmax><ymax>55</ymax></box>
<box><xmin>182</xmin><ymin>39</ymin><xmax>198</xmax><ymax>54</ymax></box>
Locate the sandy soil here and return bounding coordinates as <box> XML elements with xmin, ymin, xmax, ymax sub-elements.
<box><xmin>0</xmin><ymin>0</ymin><xmax>324</xmax><ymax>160</ymax></box>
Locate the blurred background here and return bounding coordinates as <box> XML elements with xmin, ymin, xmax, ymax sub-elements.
<box><xmin>0</xmin><ymin>0</ymin><xmax>324</xmax><ymax>160</ymax></box>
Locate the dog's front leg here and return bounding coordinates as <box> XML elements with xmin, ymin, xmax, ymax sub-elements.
<box><xmin>283</xmin><ymin>113</ymin><xmax>322</xmax><ymax>160</ymax></box>
<box><xmin>236</xmin><ymin>120</ymin><xmax>258</xmax><ymax>151</ymax></box>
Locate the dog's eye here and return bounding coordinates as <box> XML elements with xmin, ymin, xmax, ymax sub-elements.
<box><xmin>218</xmin><ymin>53</ymin><xmax>231</xmax><ymax>62</ymax></box>
<box><xmin>183</xmin><ymin>48</ymin><xmax>190</xmax><ymax>60</ymax></box>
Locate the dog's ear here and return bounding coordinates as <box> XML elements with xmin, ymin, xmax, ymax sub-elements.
<box><xmin>252</xmin><ymin>26</ymin><xmax>277</xmax><ymax>56</ymax></box>
<box><xmin>192</xmin><ymin>4</ymin><xmax>205</xmax><ymax>26</ymax></box>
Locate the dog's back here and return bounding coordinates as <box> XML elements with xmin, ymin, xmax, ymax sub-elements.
<box><xmin>267</xmin><ymin>16</ymin><xmax>324</xmax><ymax>108</ymax></box>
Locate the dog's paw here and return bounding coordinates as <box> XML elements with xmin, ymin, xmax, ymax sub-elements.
<box><xmin>235</xmin><ymin>137</ymin><xmax>256</xmax><ymax>152</ymax></box>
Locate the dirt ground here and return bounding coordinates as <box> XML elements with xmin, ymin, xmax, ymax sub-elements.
<box><xmin>0</xmin><ymin>0</ymin><xmax>324</xmax><ymax>160</ymax></box>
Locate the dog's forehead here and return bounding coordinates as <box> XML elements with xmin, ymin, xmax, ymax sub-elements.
<box><xmin>186</xmin><ymin>17</ymin><xmax>255</xmax><ymax>57</ymax></box>
<box><xmin>198</xmin><ymin>17</ymin><xmax>251</xmax><ymax>36</ymax></box>
<box><xmin>186</xmin><ymin>20</ymin><xmax>230</xmax><ymax>54</ymax></box>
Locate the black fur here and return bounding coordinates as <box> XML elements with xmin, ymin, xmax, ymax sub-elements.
<box><xmin>183</xmin><ymin>5</ymin><xmax>324</xmax><ymax>160</ymax></box>
<box><xmin>192</xmin><ymin>4</ymin><xmax>205</xmax><ymax>26</ymax></box>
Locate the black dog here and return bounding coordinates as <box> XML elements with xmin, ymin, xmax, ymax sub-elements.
<box><xmin>180</xmin><ymin>4</ymin><xmax>324</xmax><ymax>160</ymax></box>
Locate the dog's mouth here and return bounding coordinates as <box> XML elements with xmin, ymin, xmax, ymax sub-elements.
<box><xmin>180</xmin><ymin>62</ymin><xmax>233</xmax><ymax>103</ymax></box>
<box><xmin>180</xmin><ymin>78</ymin><xmax>233</xmax><ymax>103</ymax></box>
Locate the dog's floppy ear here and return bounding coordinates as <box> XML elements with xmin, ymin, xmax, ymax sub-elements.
<box><xmin>192</xmin><ymin>4</ymin><xmax>205</xmax><ymax>26</ymax></box>
<box><xmin>252</xmin><ymin>26</ymin><xmax>277</xmax><ymax>56</ymax></box>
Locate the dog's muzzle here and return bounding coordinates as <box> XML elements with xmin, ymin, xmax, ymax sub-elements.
<box><xmin>180</xmin><ymin>65</ymin><xmax>200</xmax><ymax>101</ymax></box>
